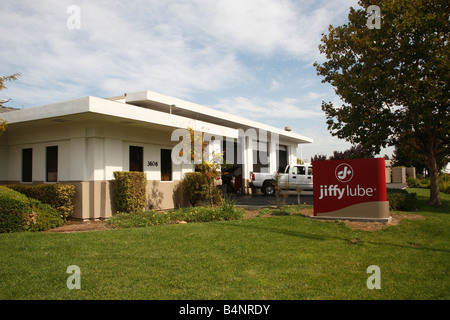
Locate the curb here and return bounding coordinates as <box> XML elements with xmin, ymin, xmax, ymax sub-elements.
<box><xmin>307</xmin><ymin>216</ymin><xmax>392</xmax><ymax>223</ymax></box>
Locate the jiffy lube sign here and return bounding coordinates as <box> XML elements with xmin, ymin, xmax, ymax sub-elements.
<box><xmin>312</xmin><ymin>158</ymin><xmax>390</xmax><ymax>219</ymax></box>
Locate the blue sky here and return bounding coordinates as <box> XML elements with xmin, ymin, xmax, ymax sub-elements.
<box><xmin>0</xmin><ymin>0</ymin><xmax>394</xmax><ymax>162</ymax></box>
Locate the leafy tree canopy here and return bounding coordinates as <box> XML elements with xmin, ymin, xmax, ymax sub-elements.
<box><xmin>0</xmin><ymin>72</ymin><xmax>21</xmax><ymax>136</ymax></box>
<box><xmin>314</xmin><ymin>0</ymin><xmax>449</xmax><ymax>204</ymax></box>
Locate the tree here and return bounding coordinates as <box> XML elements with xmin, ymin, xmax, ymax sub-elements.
<box><xmin>392</xmin><ymin>133</ymin><xmax>449</xmax><ymax>176</ymax></box>
<box><xmin>310</xmin><ymin>154</ymin><xmax>328</xmax><ymax>162</ymax></box>
<box><xmin>392</xmin><ymin>140</ymin><xmax>428</xmax><ymax>176</ymax></box>
<box><xmin>0</xmin><ymin>119</ymin><xmax>6</xmax><ymax>136</ymax></box>
<box><xmin>330</xmin><ymin>144</ymin><xmax>374</xmax><ymax>160</ymax></box>
<box><xmin>186</xmin><ymin>128</ymin><xmax>223</xmax><ymax>207</ymax></box>
<box><xmin>0</xmin><ymin>72</ymin><xmax>21</xmax><ymax>136</ymax></box>
<box><xmin>314</xmin><ymin>0</ymin><xmax>449</xmax><ymax>205</ymax></box>
<box><xmin>310</xmin><ymin>144</ymin><xmax>373</xmax><ymax>162</ymax></box>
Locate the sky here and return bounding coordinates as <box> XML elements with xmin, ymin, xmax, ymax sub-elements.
<box><xmin>0</xmin><ymin>0</ymin><xmax>394</xmax><ymax>162</ymax></box>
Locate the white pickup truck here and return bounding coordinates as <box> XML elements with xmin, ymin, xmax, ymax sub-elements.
<box><xmin>250</xmin><ymin>164</ymin><xmax>313</xmax><ymax>195</ymax></box>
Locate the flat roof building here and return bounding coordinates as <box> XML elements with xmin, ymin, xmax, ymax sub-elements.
<box><xmin>0</xmin><ymin>90</ymin><xmax>312</xmax><ymax>220</ymax></box>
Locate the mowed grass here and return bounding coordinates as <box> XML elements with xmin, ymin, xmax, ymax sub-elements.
<box><xmin>0</xmin><ymin>188</ymin><xmax>448</xmax><ymax>300</ymax></box>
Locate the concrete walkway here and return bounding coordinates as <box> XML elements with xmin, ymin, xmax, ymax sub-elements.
<box><xmin>386</xmin><ymin>183</ymin><xmax>408</xmax><ymax>189</ymax></box>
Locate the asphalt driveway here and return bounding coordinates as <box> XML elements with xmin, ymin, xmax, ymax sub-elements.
<box><xmin>231</xmin><ymin>183</ymin><xmax>407</xmax><ymax>208</ymax></box>
<box><xmin>234</xmin><ymin>190</ymin><xmax>314</xmax><ymax>208</ymax></box>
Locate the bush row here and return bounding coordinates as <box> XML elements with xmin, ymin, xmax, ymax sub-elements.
<box><xmin>107</xmin><ymin>198</ymin><xmax>245</xmax><ymax>228</ymax></box>
<box><xmin>6</xmin><ymin>184</ymin><xmax>75</xmax><ymax>219</ymax></box>
<box><xmin>111</xmin><ymin>171</ymin><xmax>224</xmax><ymax>215</ymax></box>
<box><xmin>0</xmin><ymin>185</ymin><xmax>64</xmax><ymax>233</ymax></box>
<box><xmin>407</xmin><ymin>175</ymin><xmax>450</xmax><ymax>194</ymax></box>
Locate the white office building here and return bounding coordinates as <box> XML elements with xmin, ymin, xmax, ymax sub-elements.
<box><xmin>0</xmin><ymin>90</ymin><xmax>312</xmax><ymax>220</ymax></box>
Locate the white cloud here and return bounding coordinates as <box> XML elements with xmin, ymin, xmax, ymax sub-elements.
<box><xmin>0</xmin><ymin>0</ymin><xmax>373</xmax><ymax>166</ymax></box>
<box><xmin>0</xmin><ymin>0</ymin><xmax>359</xmax><ymax>109</ymax></box>
<box><xmin>213</xmin><ymin>96</ymin><xmax>323</xmax><ymax>120</ymax></box>
<box><xmin>0</xmin><ymin>1</ymin><xmax>249</xmax><ymax>106</ymax></box>
<box><xmin>306</xmin><ymin>92</ymin><xmax>321</xmax><ymax>100</ymax></box>
<box><xmin>270</xmin><ymin>80</ymin><xmax>281</xmax><ymax>91</ymax></box>
<box><xmin>167</xmin><ymin>0</ymin><xmax>356</xmax><ymax>60</ymax></box>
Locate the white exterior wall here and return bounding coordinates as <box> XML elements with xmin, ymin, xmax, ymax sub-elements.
<box><xmin>4</xmin><ymin>140</ymin><xmax>70</xmax><ymax>182</ymax></box>
<box><xmin>104</xmin><ymin>138</ymin><xmax>123</xmax><ymax>180</ymax></box>
<box><xmin>69</xmin><ymin>138</ymin><xmax>87</xmax><ymax>181</ymax></box>
<box><xmin>288</xmin><ymin>144</ymin><xmax>298</xmax><ymax>166</ymax></box>
<box><xmin>269</xmin><ymin>141</ymin><xmax>277</xmax><ymax>174</ymax></box>
<box><xmin>0</xmin><ymin>120</ymin><xmax>196</xmax><ymax>183</ymax></box>
<box><xmin>0</xmin><ymin>120</ymin><xmax>300</xmax><ymax>185</ymax></box>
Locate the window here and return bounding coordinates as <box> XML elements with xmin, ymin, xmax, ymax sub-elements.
<box><xmin>278</xmin><ymin>145</ymin><xmax>288</xmax><ymax>172</ymax></box>
<box><xmin>46</xmin><ymin>146</ymin><xmax>58</xmax><ymax>182</ymax></box>
<box><xmin>293</xmin><ymin>166</ymin><xmax>306</xmax><ymax>175</ymax></box>
<box><xmin>22</xmin><ymin>148</ymin><xmax>33</xmax><ymax>183</ymax></box>
<box><xmin>161</xmin><ymin>149</ymin><xmax>172</xmax><ymax>181</ymax></box>
<box><xmin>129</xmin><ymin>146</ymin><xmax>143</xmax><ymax>172</ymax></box>
<box><xmin>308</xmin><ymin>166</ymin><xmax>313</xmax><ymax>176</ymax></box>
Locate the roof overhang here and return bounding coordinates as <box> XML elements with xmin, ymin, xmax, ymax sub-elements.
<box><xmin>124</xmin><ymin>90</ymin><xmax>313</xmax><ymax>144</ymax></box>
<box><xmin>1</xmin><ymin>96</ymin><xmax>239</xmax><ymax>139</ymax></box>
<box><xmin>1</xmin><ymin>91</ymin><xmax>314</xmax><ymax>145</ymax></box>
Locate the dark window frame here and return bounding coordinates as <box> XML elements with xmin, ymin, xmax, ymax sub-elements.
<box><xmin>129</xmin><ymin>146</ymin><xmax>144</xmax><ymax>172</ymax></box>
<box><xmin>160</xmin><ymin>149</ymin><xmax>172</xmax><ymax>182</ymax></box>
<box><xmin>46</xmin><ymin>146</ymin><xmax>58</xmax><ymax>182</ymax></box>
<box><xmin>22</xmin><ymin>148</ymin><xmax>33</xmax><ymax>183</ymax></box>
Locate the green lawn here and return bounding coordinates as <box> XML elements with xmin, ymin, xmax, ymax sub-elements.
<box><xmin>0</xmin><ymin>188</ymin><xmax>448</xmax><ymax>300</ymax></box>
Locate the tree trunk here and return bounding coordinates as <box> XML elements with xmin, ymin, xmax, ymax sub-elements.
<box><xmin>427</xmin><ymin>150</ymin><xmax>441</xmax><ymax>206</ymax></box>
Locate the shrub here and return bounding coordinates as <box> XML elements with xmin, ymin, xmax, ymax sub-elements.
<box><xmin>387</xmin><ymin>189</ymin><xmax>417</xmax><ymax>211</ymax></box>
<box><xmin>182</xmin><ymin>172</ymin><xmax>222</xmax><ymax>207</ymax></box>
<box><xmin>439</xmin><ymin>175</ymin><xmax>450</xmax><ymax>194</ymax></box>
<box><xmin>107</xmin><ymin>199</ymin><xmax>245</xmax><ymax>229</ymax></box>
<box><xmin>0</xmin><ymin>186</ymin><xmax>65</xmax><ymax>233</ymax></box>
<box><xmin>0</xmin><ymin>185</ymin><xmax>32</xmax><ymax>233</ymax></box>
<box><xmin>216</xmin><ymin>197</ymin><xmax>246</xmax><ymax>221</ymax></box>
<box><xmin>113</xmin><ymin>171</ymin><xmax>147</xmax><ymax>213</ymax></box>
<box><xmin>407</xmin><ymin>177</ymin><xmax>422</xmax><ymax>188</ymax></box>
<box><xmin>407</xmin><ymin>175</ymin><xmax>449</xmax><ymax>194</ymax></box>
<box><xmin>419</xmin><ymin>177</ymin><xmax>431</xmax><ymax>188</ymax></box>
<box><xmin>7</xmin><ymin>184</ymin><xmax>75</xmax><ymax>219</ymax></box>
<box><xmin>28</xmin><ymin>200</ymin><xmax>64</xmax><ymax>232</ymax></box>
<box><xmin>182</xmin><ymin>172</ymin><xmax>208</xmax><ymax>206</ymax></box>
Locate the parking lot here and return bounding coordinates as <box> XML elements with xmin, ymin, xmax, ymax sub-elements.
<box><xmin>231</xmin><ymin>183</ymin><xmax>407</xmax><ymax>208</ymax></box>
<box><xmin>234</xmin><ymin>190</ymin><xmax>314</xmax><ymax>208</ymax></box>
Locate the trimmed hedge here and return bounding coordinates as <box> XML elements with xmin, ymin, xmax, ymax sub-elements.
<box><xmin>182</xmin><ymin>172</ymin><xmax>209</xmax><ymax>206</ymax></box>
<box><xmin>0</xmin><ymin>185</ymin><xmax>32</xmax><ymax>233</ymax></box>
<box><xmin>28</xmin><ymin>199</ymin><xmax>65</xmax><ymax>232</ymax></box>
<box><xmin>0</xmin><ymin>186</ymin><xmax>64</xmax><ymax>233</ymax></box>
<box><xmin>386</xmin><ymin>188</ymin><xmax>417</xmax><ymax>211</ymax></box>
<box><xmin>182</xmin><ymin>172</ymin><xmax>222</xmax><ymax>207</ymax></box>
<box><xmin>7</xmin><ymin>184</ymin><xmax>75</xmax><ymax>219</ymax></box>
<box><xmin>113</xmin><ymin>171</ymin><xmax>147</xmax><ymax>213</ymax></box>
